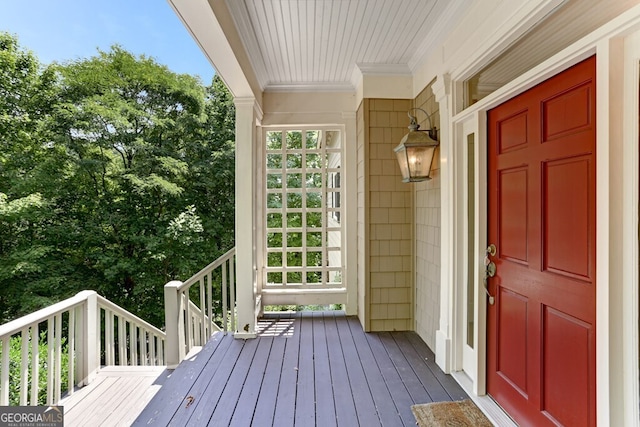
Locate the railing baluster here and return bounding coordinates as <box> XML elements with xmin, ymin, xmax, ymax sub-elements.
<box><xmin>194</xmin><ymin>310</ymin><xmax>199</xmax><ymax>346</ymax></box>
<box><xmin>178</xmin><ymin>291</ymin><xmax>186</xmax><ymax>362</ymax></box>
<box><xmin>207</xmin><ymin>272</ymin><xmax>212</xmax><ymax>341</ymax></box>
<box><xmin>105</xmin><ymin>309</ymin><xmax>112</xmax><ymax>365</ymax></box>
<box><xmin>183</xmin><ymin>292</ymin><xmax>191</xmax><ymax>352</ymax></box>
<box><xmin>222</xmin><ymin>261</ymin><xmax>228</xmax><ymax>333</ymax></box>
<box><xmin>20</xmin><ymin>327</ymin><xmax>29</xmax><ymax>405</ymax></box>
<box><xmin>131</xmin><ymin>323</ymin><xmax>138</xmax><ymax>366</ymax></box>
<box><xmin>230</xmin><ymin>257</ymin><xmax>236</xmax><ymax>333</ymax></box>
<box><xmin>156</xmin><ymin>337</ymin><xmax>161</xmax><ymax>366</ymax></box>
<box><xmin>68</xmin><ymin>310</ymin><xmax>75</xmax><ymax>397</ymax></box>
<box><xmin>144</xmin><ymin>330</ymin><xmax>149</xmax><ymax>366</ymax></box>
<box><xmin>1</xmin><ymin>335</ymin><xmax>10</xmax><ymax>405</ymax></box>
<box><xmin>148</xmin><ymin>332</ymin><xmax>155</xmax><ymax>366</ymax></box>
<box><xmin>47</xmin><ymin>317</ymin><xmax>54</xmax><ymax>405</ymax></box>
<box><xmin>141</xmin><ymin>326</ymin><xmax>145</xmax><ymax>365</ymax></box>
<box><xmin>111</xmin><ymin>310</ymin><xmax>116</xmax><ymax>365</ymax></box>
<box><xmin>118</xmin><ymin>316</ymin><xmax>126</xmax><ymax>366</ymax></box>
<box><xmin>199</xmin><ymin>279</ymin><xmax>206</xmax><ymax>344</ymax></box>
<box><xmin>54</xmin><ymin>314</ymin><xmax>62</xmax><ymax>403</ymax></box>
<box><xmin>147</xmin><ymin>331</ymin><xmax>152</xmax><ymax>366</ymax></box>
<box><xmin>31</xmin><ymin>323</ymin><xmax>39</xmax><ymax>405</ymax></box>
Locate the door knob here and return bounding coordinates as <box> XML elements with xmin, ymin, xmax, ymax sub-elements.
<box><xmin>484</xmin><ymin>244</ymin><xmax>497</xmax><ymax>305</ymax></box>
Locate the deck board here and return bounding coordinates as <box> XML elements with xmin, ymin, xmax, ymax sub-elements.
<box><xmin>312</xmin><ymin>312</ymin><xmax>337</xmax><ymax>427</ymax></box>
<box><xmin>379</xmin><ymin>332</ymin><xmax>432</xmax><ymax>404</ymax></box>
<box><xmin>212</xmin><ymin>337</ymin><xmax>261</xmax><ymax>427</ymax></box>
<box><xmin>250</xmin><ymin>336</ymin><xmax>285</xmax><ymax>425</ymax></box>
<box><xmin>229</xmin><ymin>337</ymin><xmax>274</xmax><ymax>426</ymax></box>
<box><xmin>324</xmin><ymin>312</ymin><xmax>359</xmax><ymax>426</ymax></box>
<box><xmin>393</xmin><ymin>332</ymin><xmax>451</xmax><ymax>402</ymax></box>
<box><xmin>346</xmin><ymin>317</ymin><xmax>404</xmax><ymax>427</ymax></box>
<box><xmin>335</xmin><ymin>312</ymin><xmax>381</xmax><ymax>426</ymax></box>
<box><xmin>135</xmin><ymin>332</ymin><xmax>226</xmax><ymax>423</ymax></box>
<box><xmin>179</xmin><ymin>337</ymin><xmax>245</xmax><ymax>426</ymax></box>
<box><xmin>84</xmin><ymin>377</ymin><xmax>140</xmax><ymax>426</ymax></box>
<box><xmin>271</xmin><ymin>315</ymin><xmax>300</xmax><ymax>427</ymax></box>
<box><xmin>134</xmin><ymin>313</ymin><xmax>470</xmax><ymax>427</ymax></box>
<box><xmin>364</xmin><ymin>331</ymin><xmax>417</xmax><ymax>426</ymax></box>
<box><xmin>294</xmin><ymin>313</ymin><xmax>315</xmax><ymax>427</ymax></box>
<box><xmin>61</xmin><ymin>366</ymin><xmax>168</xmax><ymax>427</ymax></box>
<box><xmin>404</xmin><ymin>331</ymin><xmax>468</xmax><ymax>400</ymax></box>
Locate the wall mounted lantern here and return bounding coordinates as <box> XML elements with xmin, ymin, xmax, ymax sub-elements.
<box><xmin>394</xmin><ymin>108</ymin><xmax>439</xmax><ymax>182</ymax></box>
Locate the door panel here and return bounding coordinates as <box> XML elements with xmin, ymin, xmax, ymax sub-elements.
<box><xmin>487</xmin><ymin>56</ymin><xmax>596</xmax><ymax>427</ymax></box>
<box><xmin>497</xmin><ymin>288</ymin><xmax>528</xmax><ymax>396</ymax></box>
<box><xmin>543</xmin><ymin>157</ymin><xmax>592</xmax><ymax>280</ymax></box>
<box><xmin>498</xmin><ymin>167</ymin><xmax>528</xmax><ymax>263</ymax></box>
<box><xmin>542</xmin><ymin>307</ymin><xmax>593</xmax><ymax>427</ymax></box>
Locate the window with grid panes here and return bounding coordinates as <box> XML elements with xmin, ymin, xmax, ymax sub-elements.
<box><xmin>265</xmin><ymin>129</ymin><xmax>343</xmax><ymax>287</ymax></box>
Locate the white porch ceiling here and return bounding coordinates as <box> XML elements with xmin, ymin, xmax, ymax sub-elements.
<box><xmin>225</xmin><ymin>0</ymin><xmax>470</xmax><ymax>92</ymax></box>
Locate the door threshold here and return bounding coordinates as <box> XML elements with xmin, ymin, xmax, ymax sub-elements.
<box><xmin>451</xmin><ymin>371</ymin><xmax>517</xmax><ymax>427</ymax></box>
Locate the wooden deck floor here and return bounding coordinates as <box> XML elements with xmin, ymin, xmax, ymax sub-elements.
<box><xmin>60</xmin><ymin>365</ymin><xmax>170</xmax><ymax>426</ymax></box>
<box><xmin>134</xmin><ymin>312</ymin><xmax>468</xmax><ymax>427</ymax></box>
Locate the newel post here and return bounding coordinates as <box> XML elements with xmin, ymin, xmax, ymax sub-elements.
<box><xmin>164</xmin><ymin>281</ymin><xmax>183</xmax><ymax>369</ymax></box>
<box><xmin>76</xmin><ymin>290</ymin><xmax>99</xmax><ymax>386</ymax></box>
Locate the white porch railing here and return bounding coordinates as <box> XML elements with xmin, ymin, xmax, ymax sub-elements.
<box><xmin>0</xmin><ymin>248</ymin><xmax>236</xmax><ymax>404</ymax></box>
<box><xmin>164</xmin><ymin>247</ymin><xmax>236</xmax><ymax>368</ymax></box>
<box><xmin>0</xmin><ymin>290</ymin><xmax>165</xmax><ymax>406</ymax></box>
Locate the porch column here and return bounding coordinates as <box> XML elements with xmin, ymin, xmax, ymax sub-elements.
<box><xmin>234</xmin><ymin>97</ymin><xmax>261</xmax><ymax>339</ymax></box>
<box><xmin>433</xmin><ymin>74</ymin><xmax>455</xmax><ymax>373</ymax></box>
<box><xmin>343</xmin><ymin>111</ymin><xmax>358</xmax><ymax>316</ymax></box>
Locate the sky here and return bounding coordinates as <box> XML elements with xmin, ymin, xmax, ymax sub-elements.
<box><xmin>0</xmin><ymin>0</ymin><xmax>215</xmax><ymax>83</ymax></box>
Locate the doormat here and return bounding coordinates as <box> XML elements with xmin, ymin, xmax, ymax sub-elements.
<box><xmin>411</xmin><ymin>399</ymin><xmax>493</xmax><ymax>427</ymax></box>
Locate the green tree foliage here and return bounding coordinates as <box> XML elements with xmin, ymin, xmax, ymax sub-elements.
<box><xmin>0</xmin><ymin>33</ymin><xmax>59</xmax><ymax>320</ymax></box>
<box><xmin>0</xmin><ymin>34</ymin><xmax>235</xmax><ymax>327</ymax></box>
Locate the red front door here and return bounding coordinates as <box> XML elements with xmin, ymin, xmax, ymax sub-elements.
<box><xmin>487</xmin><ymin>56</ymin><xmax>596</xmax><ymax>427</ymax></box>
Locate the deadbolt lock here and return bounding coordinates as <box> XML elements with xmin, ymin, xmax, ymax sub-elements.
<box><xmin>486</xmin><ymin>243</ymin><xmax>496</xmax><ymax>257</ymax></box>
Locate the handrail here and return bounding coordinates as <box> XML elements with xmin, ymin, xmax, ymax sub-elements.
<box><xmin>178</xmin><ymin>247</ymin><xmax>236</xmax><ymax>291</ymax></box>
<box><xmin>0</xmin><ymin>291</ymin><xmax>93</xmax><ymax>338</ymax></box>
<box><xmin>0</xmin><ymin>291</ymin><xmax>166</xmax><ymax>406</ymax></box>
<box><xmin>96</xmin><ymin>296</ymin><xmax>165</xmax><ymax>337</ymax></box>
<box><xmin>165</xmin><ymin>247</ymin><xmax>236</xmax><ymax>368</ymax></box>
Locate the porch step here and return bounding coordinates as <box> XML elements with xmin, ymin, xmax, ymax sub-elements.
<box><xmin>59</xmin><ymin>366</ymin><xmax>169</xmax><ymax>427</ymax></box>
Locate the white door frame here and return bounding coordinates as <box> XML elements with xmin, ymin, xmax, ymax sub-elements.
<box><xmin>437</xmin><ymin>6</ymin><xmax>640</xmax><ymax>426</ymax></box>
<box><xmin>454</xmin><ymin>113</ymin><xmax>486</xmax><ymax>385</ymax></box>
<box><xmin>621</xmin><ymin>28</ymin><xmax>640</xmax><ymax>427</ymax></box>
